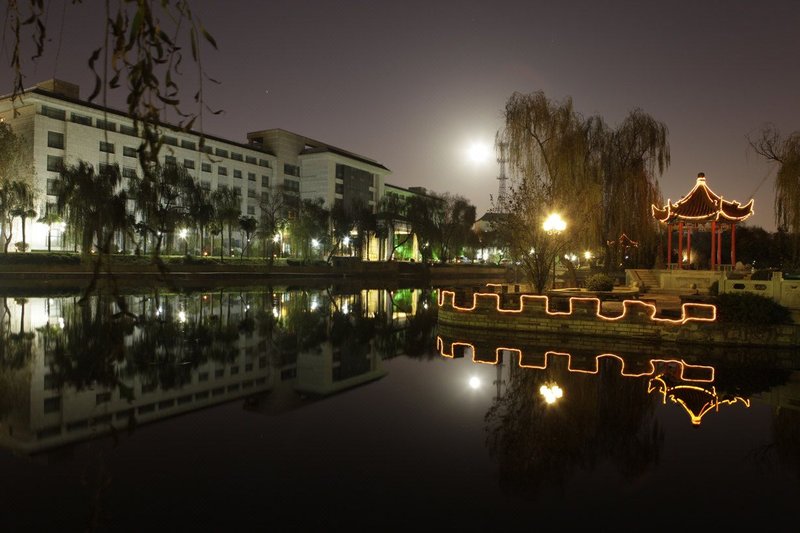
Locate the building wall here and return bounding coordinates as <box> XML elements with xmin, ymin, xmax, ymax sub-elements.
<box><xmin>2</xmin><ymin>81</ymin><xmax>409</xmax><ymax>258</ymax></box>
<box><xmin>1</xmin><ymin>83</ymin><xmax>281</xmax><ymax>251</ymax></box>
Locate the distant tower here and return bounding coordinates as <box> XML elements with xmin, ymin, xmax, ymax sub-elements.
<box><xmin>496</xmin><ymin>141</ymin><xmax>508</xmax><ymax>207</ymax></box>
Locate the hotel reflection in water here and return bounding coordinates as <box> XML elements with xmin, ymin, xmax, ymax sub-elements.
<box><xmin>0</xmin><ymin>288</ymin><xmax>435</xmax><ymax>455</ymax></box>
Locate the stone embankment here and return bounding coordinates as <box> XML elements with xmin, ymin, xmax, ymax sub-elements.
<box><xmin>437</xmin><ymin>286</ymin><xmax>800</xmax><ymax>348</ymax></box>
<box><xmin>0</xmin><ymin>260</ymin><xmax>508</xmax><ymax>291</ymax></box>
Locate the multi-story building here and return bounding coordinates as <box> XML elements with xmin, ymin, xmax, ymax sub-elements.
<box><xmin>247</xmin><ymin>128</ymin><xmax>390</xmax><ymax>213</ymax></box>
<box><xmin>0</xmin><ymin>79</ymin><xmax>395</xmax><ymax>255</ymax></box>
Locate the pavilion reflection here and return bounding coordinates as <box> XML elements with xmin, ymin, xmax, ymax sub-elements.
<box><xmin>436</xmin><ymin>323</ymin><xmax>800</xmax><ymax>427</ymax></box>
<box><xmin>0</xmin><ymin>287</ymin><xmax>438</xmax><ymax>456</ymax></box>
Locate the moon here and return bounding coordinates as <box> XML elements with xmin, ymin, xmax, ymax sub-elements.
<box><xmin>467</xmin><ymin>141</ymin><xmax>492</xmax><ymax>164</ymax></box>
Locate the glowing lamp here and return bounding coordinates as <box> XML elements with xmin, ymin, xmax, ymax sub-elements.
<box><xmin>539</xmin><ymin>383</ymin><xmax>564</xmax><ymax>404</ymax></box>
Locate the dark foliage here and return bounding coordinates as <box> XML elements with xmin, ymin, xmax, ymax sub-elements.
<box><xmin>585</xmin><ymin>273</ymin><xmax>614</xmax><ymax>292</ymax></box>
<box><xmin>715</xmin><ymin>292</ymin><xmax>792</xmax><ymax>325</ymax></box>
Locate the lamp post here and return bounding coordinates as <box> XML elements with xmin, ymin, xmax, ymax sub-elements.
<box><xmin>543</xmin><ymin>213</ymin><xmax>567</xmax><ymax>289</ymax></box>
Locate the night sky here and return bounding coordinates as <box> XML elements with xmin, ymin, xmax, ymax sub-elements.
<box><xmin>4</xmin><ymin>0</ymin><xmax>799</xmax><ymax>230</ymax></box>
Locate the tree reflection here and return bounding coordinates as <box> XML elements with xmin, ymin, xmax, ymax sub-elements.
<box><xmin>485</xmin><ymin>356</ymin><xmax>662</xmax><ymax>496</ymax></box>
<box><xmin>47</xmin><ymin>294</ymin><xmax>136</xmax><ymax>400</ymax></box>
<box><xmin>0</xmin><ymin>297</ymin><xmax>34</xmax><ymax>369</ymax></box>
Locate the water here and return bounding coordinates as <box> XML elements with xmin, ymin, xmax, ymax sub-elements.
<box><xmin>0</xmin><ymin>284</ymin><xmax>798</xmax><ymax>530</ymax></box>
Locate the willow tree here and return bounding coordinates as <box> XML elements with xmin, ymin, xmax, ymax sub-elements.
<box><xmin>54</xmin><ymin>162</ymin><xmax>129</xmax><ymax>256</ymax></box>
<box><xmin>0</xmin><ymin>123</ymin><xmax>33</xmax><ymax>253</ymax></box>
<box><xmin>749</xmin><ymin>125</ymin><xmax>800</xmax><ymax>266</ymax></box>
<box><xmin>493</xmin><ymin>91</ymin><xmax>603</xmax><ymax>292</ymax></box>
<box><xmin>598</xmin><ymin>109</ymin><xmax>669</xmax><ymax>270</ymax></box>
<box><xmin>493</xmin><ymin>91</ymin><xmax>669</xmax><ymax>292</ymax></box>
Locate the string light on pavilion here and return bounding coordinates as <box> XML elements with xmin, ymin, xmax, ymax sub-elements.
<box><xmin>651</xmin><ymin>172</ymin><xmax>754</xmax><ymax>270</ymax></box>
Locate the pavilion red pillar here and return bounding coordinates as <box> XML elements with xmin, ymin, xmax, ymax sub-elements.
<box><xmin>687</xmin><ymin>227</ymin><xmax>692</xmax><ymax>266</ymax></box>
<box><xmin>731</xmin><ymin>223</ymin><xmax>736</xmax><ymax>265</ymax></box>
<box><xmin>677</xmin><ymin>222</ymin><xmax>683</xmax><ymax>269</ymax></box>
<box><xmin>717</xmin><ymin>223</ymin><xmax>722</xmax><ymax>267</ymax></box>
<box><xmin>710</xmin><ymin>220</ymin><xmax>716</xmax><ymax>271</ymax></box>
<box><xmin>667</xmin><ymin>224</ymin><xmax>672</xmax><ymax>267</ymax></box>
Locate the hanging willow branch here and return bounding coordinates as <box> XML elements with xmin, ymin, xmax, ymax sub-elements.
<box><xmin>6</xmin><ymin>0</ymin><xmax>220</xmax><ymax>167</ymax></box>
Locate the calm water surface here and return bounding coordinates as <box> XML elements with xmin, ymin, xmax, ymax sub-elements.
<box><xmin>0</xmin><ymin>284</ymin><xmax>798</xmax><ymax>530</ymax></box>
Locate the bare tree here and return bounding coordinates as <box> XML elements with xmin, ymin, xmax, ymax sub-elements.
<box><xmin>749</xmin><ymin>124</ymin><xmax>800</xmax><ymax>266</ymax></box>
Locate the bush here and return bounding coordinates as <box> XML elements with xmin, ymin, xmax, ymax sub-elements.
<box><xmin>715</xmin><ymin>292</ymin><xmax>792</xmax><ymax>325</ymax></box>
<box><xmin>709</xmin><ymin>280</ymin><xmax>719</xmax><ymax>296</ymax></box>
<box><xmin>585</xmin><ymin>273</ymin><xmax>614</xmax><ymax>292</ymax></box>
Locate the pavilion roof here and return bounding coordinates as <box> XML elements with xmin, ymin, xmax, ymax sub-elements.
<box><xmin>651</xmin><ymin>173</ymin><xmax>754</xmax><ymax>224</ymax></box>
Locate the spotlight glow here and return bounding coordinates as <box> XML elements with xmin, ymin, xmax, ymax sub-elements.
<box><xmin>468</xmin><ymin>376</ymin><xmax>481</xmax><ymax>389</ymax></box>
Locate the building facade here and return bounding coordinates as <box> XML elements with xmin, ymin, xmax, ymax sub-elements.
<box><xmin>0</xmin><ymin>80</ymin><xmax>396</xmax><ymax>255</ymax></box>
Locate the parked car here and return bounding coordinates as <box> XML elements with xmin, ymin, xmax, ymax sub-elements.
<box><xmin>456</xmin><ymin>255</ymin><xmax>471</xmax><ymax>264</ymax></box>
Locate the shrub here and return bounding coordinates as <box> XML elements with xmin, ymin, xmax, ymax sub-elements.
<box><xmin>709</xmin><ymin>280</ymin><xmax>719</xmax><ymax>296</ymax></box>
<box><xmin>585</xmin><ymin>273</ymin><xmax>614</xmax><ymax>292</ymax></box>
<box><xmin>715</xmin><ymin>292</ymin><xmax>792</xmax><ymax>325</ymax></box>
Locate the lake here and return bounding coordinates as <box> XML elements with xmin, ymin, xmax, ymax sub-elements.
<box><xmin>0</xmin><ymin>283</ymin><xmax>798</xmax><ymax>530</ymax></box>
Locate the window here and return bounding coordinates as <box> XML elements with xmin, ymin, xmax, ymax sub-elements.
<box><xmin>46</xmin><ymin>155</ymin><xmax>63</xmax><ymax>172</ymax></box>
<box><xmin>247</xmin><ymin>188</ymin><xmax>256</xmax><ymax>198</ymax></box>
<box><xmin>215</xmin><ymin>369</ymin><xmax>224</xmax><ymax>378</ymax></box>
<box><xmin>248</xmin><ymin>172</ymin><xmax>256</xmax><ymax>181</ymax></box>
<box><xmin>184</xmin><ymin>159</ymin><xmax>195</xmax><ymax>169</ymax></box>
<box><xmin>47</xmin><ymin>131</ymin><xmax>64</xmax><ymax>149</ymax></box>
<box><xmin>123</xmin><ymin>146</ymin><xmax>138</xmax><ymax>157</ymax></box>
<box><xmin>41</xmin><ymin>105</ymin><xmax>65</xmax><ymax>120</ymax></box>
<box><xmin>202</xmin><ymin>162</ymin><xmax>211</xmax><ymax>172</ymax></box>
<box><xmin>245</xmin><ymin>155</ymin><xmax>257</xmax><ymax>165</ymax></box>
<box><xmin>233</xmin><ymin>186</ymin><xmax>242</xmax><ymax>196</ymax></box>
<box><xmin>71</xmin><ymin>113</ymin><xmax>92</xmax><ymax>126</ymax></box>
<box><xmin>164</xmin><ymin>155</ymin><xmax>177</xmax><ymax>165</ymax></box>
<box><xmin>120</xmin><ymin>124</ymin><xmax>137</xmax><ymax>136</ymax></box>
<box><xmin>335</xmin><ymin>183</ymin><xmax>344</xmax><ymax>194</ymax></box>
<box><xmin>261</xmin><ymin>175</ymin><xmax>269</xmax><ymax>187</ymax></box>
<box><xmin>99</xmin><ymin>141</ymin><xmax>115</xmax><ymax>153</ymax></box>
<box><xmin>199</xmin><ymin>372</ymin><xmax>209</xmax><ymax>382</ymax></box>
<box><xmin>284</xmin><ymin>179</ymin><xmax>300</xmax><ymax>192</ymax></box>
<box><xmin>203</xmin><ymin>145</ymin><xmax>213</xmax><ymax>154</ymax></box>
<box><xmin>231</xmin><ymin>152</ymin><xmax>243</xmax><ymax>161</ymax></box>
<box><xmin>247</xmin><ymin>205</ymin><xmax>255</xmax><ymax>215</ymax></box>
<box><xmin>233</xmin><ymin>169</ymin><xmax>242</xmax><ymax>179</ymax></box>
<box><xmin>163</xmin><ymin>135</ymin><xmax>178</xmax><ymax>146</ymax></box>
<box><xmin>46</xmin><ymin>178</ymin><xmax>58</xmax><ymax>195</ymax></box>
<box><xmin>96</xmin><ymin>118</ymin><xmax>117</xmax><ymax>132</ymax></box>
<box><xmin>98</xmin><ymin>162</ymin><xmax>112</xmax><ymax>174</ymax></box>
<box><xmin>44</xmin><ymin>396</ymin><xmax>61</xmax><ymax>413</ymax></box>
<box><xmin>200</xmin><ymin>181</ymin><xmax>211</xmax><ymax>191</ymax></box>
<box><xmin>215</xmin><ymin>148</ymin><xmax>229</xmax><ymax>158</ymax></box>
<box><xmin>258</xmin><ymin>158</ymin><xmax>271</xmax><ymax>168</ymax></box>
<box><xmin>284</xmin><ymin>163</ymin><xmax>300</xmax><ymax>177</ymax></box>
<box><xmin>218</xmin><ymin>166</ymin><xmax>228</xmax><ymax>176</ymax></box>
<box><xmin>181</xmin><ymin>139</ymin><xmax>196</xmax><ymax>150</ymax></box>
<box><xmin>122</xmin><ymin>167</ymin><xmax>137</xmax><ymax>179</ymax></box>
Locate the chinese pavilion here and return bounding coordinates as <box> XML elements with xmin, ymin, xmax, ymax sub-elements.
<box><xmin>651</xmin><ymin>173</ymin><xmax>754</xmax><ymax>270</ymax></box>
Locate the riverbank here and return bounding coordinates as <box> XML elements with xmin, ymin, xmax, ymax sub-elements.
<box><xmin>0</xmin><ymin>257</ymin><xmax>509</xmax><ymax>292</ymax></box>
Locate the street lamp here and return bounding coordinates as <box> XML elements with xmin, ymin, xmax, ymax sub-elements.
<box><xmin>539</xmin><ymin>383</ymin><xmax>564</xmax><ymax>404</ymax></box>
<box><xmin>543</xmin><ymin>213</ymin><xmax>567</xmax><ymax>289</ymax></box>
<box><xmin>179</xmin><ymin>228</ymin><xmax>189</xmax><ymax>255</ymax></box>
